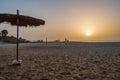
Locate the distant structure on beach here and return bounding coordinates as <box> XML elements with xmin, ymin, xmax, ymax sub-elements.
<box><xmin>34</xmin><ymin>40</ymin><xmax>44</xmax><ymax>43</ymax></box>
<box><xmin>64</xmin><ymin>38</ymin><xmax>69</xmax><ymax>44</ymax></box>
<box><xmin>65</xmin><ymin>38</ymin><xmax>69</xmax><ymax>42</ymax></box>
<box><xmin>54</xmin><ymin>40</ymin><xmax>61</xmax><ymax>42</ymax></box>
<box><xmin>53</xmin><ymin>38</ymin><xmax>69</xmax><ymax>44</ymax></box>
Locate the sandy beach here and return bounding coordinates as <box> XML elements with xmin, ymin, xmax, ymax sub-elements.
<box><xmin>0</xmin><ymin>42</ymin><xmax>120</xmax><ymax>80</ymax></box>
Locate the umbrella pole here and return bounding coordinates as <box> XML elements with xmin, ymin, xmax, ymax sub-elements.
<box><xmin>16</xmin><ymin>10</ymin><xmax>19</xmax><ymax>61</ymax></box>
<box><xmin>12</xmin><ymin>10</ymin><xmax>22</xmax><ymax>65</ymax></box>
<box><xmin>16</xmin><ymin>22</ymin><xmax>19</xmax><ymax>61</ymax></box>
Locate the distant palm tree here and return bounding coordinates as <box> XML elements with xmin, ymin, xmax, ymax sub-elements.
<box><xmin>1</xmin><ymin>29</ymin><xmax>8</xmax><ymax>37</ymax></box>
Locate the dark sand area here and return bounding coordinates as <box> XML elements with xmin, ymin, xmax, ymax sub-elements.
<box><xmin>0</xmin><ymin>42</ymin><xmax>120</xmax><ymax>80</ymax></box>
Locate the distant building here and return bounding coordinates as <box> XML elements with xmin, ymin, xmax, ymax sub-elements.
<box><xmin>54</xmin><ymin>40</ymin><xmax>60</xmax><ymax>42</ymax></box>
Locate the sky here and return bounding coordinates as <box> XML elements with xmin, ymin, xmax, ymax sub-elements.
<box><xmin>0</xmin><ymin>0</ymin><xmax>120</xmax><ymax>42</ymax></box>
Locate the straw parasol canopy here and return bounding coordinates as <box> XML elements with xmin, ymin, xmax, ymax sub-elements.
<box><xmin>0</xmin><ymin>13</ymin><xmax>45</xmax><ymax>27</ymax></box>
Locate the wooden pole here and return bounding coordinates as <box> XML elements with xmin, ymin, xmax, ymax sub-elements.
<box><xmin>46</xmin><ymin>37</ymin><xmax>47</xmax><ymax>45</ymax></box>
<box><xmin>16</xmin><ymin>10</ymin><xmax>19</xmax><ymax>61</ymax></box>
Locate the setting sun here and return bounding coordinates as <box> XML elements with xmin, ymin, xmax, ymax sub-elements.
<box><xmin>85</xmin><ymin>29</ymin><xmax>92</xmax><ymax>37</ymax></box>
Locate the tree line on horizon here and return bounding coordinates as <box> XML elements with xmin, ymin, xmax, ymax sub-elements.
<box><xmin>0</xmin><ymin>29</ymin><xmax>30</xmax><ymax>43</ymax></box>
<box><xmin>0</xmin><ymin>29</ymin><xmax>69</xmax><ymax>43</ymax></box>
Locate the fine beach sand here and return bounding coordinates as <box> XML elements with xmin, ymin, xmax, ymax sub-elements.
<box><xmin>0</xmin><ymin>42</ymin><xmax>120</xmax><ymax>80</ymax></box>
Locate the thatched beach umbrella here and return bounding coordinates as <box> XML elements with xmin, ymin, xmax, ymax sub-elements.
<box><xmin>0</xmin><ymin>10</ymin><xmax>45</xmax><ymax>65</ymax></box>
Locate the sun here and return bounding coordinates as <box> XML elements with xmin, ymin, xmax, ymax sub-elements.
<box><xmin>86</xmin><ymin>31</ymin><xmax>91</xmax><ymax>36</ymax></box>
<box><xmin>85</xmin><ymin>29</ymin><xmax>92</xmax><ymax>36</ymax></box>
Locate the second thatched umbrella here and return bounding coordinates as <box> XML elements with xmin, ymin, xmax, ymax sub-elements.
<box><xmin>0</xmin><ymin>10</ymin><xmax>45</xmax><ymax>65</ymax></box>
